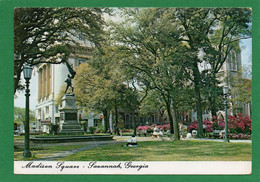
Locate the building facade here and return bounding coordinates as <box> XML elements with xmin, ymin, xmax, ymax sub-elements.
<box><xmin>34</xmin><ymin>46</ymin><xmax>103</xmax><ymax>133</ymax></box>
<box><xmin>193</xmin><ymin>49</ymin><xmax>252</xmax><ymax>121</ymax></box>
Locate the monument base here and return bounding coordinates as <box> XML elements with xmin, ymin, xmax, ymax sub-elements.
<box><xmin>59</xmin><ymin>95</ymin><xmax>84</xmax><ymax>135</ymax></box>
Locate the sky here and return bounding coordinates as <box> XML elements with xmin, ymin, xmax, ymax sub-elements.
<box><xmin>240</xmin><ymin>38</ymin><xmax>252</xmax><ymax>67</ymax></box>
<box><xmin>14</xmin><ymin>67</ymin><xmax>38</xmax><ymax>110</ymax></box>
<box><xmin>14</xmin><ymin>38</ymin><xmax>252</xmax><ymax>111</ymax></box>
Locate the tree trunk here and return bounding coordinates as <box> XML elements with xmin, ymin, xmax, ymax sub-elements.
<box><xmin>103</xmin><ymin>110</ymin><xmax>109</xmax><ymax>132</ymax></box>
<box><xmin>193</xmin><ymin>63</ymin><xmax>204</xmax><ymax>138</ymax></box>
<box><xmin>132</xmin><ymin>112</ymin><xmax>137</xmax><ymax>136</ymax></box>
<box><xmin>210</xmin><ymin>74</ymin><xmax>218</xmax><ymax>117</ymax></box>
<box><xmin>165</xmin><ymin>101</ymin><xmax>174</xmax><ymax>134</ymax></box>
<box><xmin>171</xmin><ymin>97</ymin><xmax>180</xmax><ymax>140</ymax></box>
<box><xmin>210</xmin><ymin>96</ymin><xmax>217</xmax><ymax>118</ymax></box>
<box><xmin>114</xmin><ymin>100</ymin><xmax>120</xmax><ymax>135</ymax></box>
<box><xmin>159</xmin><ymin>109</ymin><xmax>164</xmax><ymax>125</ymax></box>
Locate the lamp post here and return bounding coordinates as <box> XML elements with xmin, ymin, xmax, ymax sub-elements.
<box><xmin>223</xmin><ymin>86</ymin><xmax>229</xmax><ymax>142</ymax></box>
<box><xmin>23</xmin><ymin>64</ymin><xmax>33</xmax><ymax>158</ymax></box>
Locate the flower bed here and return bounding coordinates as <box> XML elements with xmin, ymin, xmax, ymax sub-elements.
<box><xmin>227</xmin><ymin>113</ymin><xmax>252</xmax><ymax>135</ymax></box>
<box><xmin>136</xmin><ymin>124</ymin><xmax>171</xmax><ymax>134</ymax></box>
<box><xmin>187</xmin><ymin>114</ymin><xmax>252</xmax><ymax>138</ymax></box>
<box><xmin>229</xmin><ymin>133</ymin><xmax>251</xmax><ymax>140</ymax></box>
<box><xmin>187</xmin><ymin>120</ymin><xmax>213</xmax><ymax>132</ymax></box>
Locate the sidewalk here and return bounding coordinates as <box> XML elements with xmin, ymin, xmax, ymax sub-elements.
<box><xmin>33</xmin><ymin>140</ymin><xmax>124</xmax><ymax>161</ymax></box>
<box><xmin>186</xmin><ymin>138</ymin><xmax>252</xmax><ymax>143</ymax></box>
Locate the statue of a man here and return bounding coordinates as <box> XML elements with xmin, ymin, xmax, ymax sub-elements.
<box><xmin>64</xmin><ymin>61</ymin><xmax>76</xmax><ymax>95</ymax></box>
<box><xmin>64</xmin><ymin>74</ymin><xmax>74</xmax><ymax>95</ymax></box>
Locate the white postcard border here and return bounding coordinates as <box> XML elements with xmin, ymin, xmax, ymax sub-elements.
<box><xmin>14</xmin><ymin>161</ymin><xmax>252</xmax><ymax>175</ymax></box>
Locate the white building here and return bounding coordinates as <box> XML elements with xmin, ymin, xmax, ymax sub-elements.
<box><xmin>192</xmin><ymin>49</ymin><xmax>247</xmax><ymax>121</ymax></box>
<box><xmin>34</xmin><ymin>46</ymin><xmax>111</xmax><ymax>132</ymax></box>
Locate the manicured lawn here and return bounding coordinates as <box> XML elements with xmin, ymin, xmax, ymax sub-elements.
<box><xmin>59</xmin><ymin>140</ymin><xmax>251</xmax><ymax>161</ymax></box>
<box><xmin>14</xmin><ymin>144</ymin><xmax>86</xmax><ymax>161</ymax></box>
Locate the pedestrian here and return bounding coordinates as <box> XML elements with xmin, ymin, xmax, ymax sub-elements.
<box><xmin>123</xmin><ymin>135</ymin><xmax>137</xmax><ymax>147</ymax></box>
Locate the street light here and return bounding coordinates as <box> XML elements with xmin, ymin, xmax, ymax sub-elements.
<box><xmin>223</xmin><ymin>85</ymin><xmax>229</xmax><ymax>142</ymax></box>
<box><xmin>23</xmin><ymin>64</ymin><xmax>33</xmax><ymax>158</ymax></box>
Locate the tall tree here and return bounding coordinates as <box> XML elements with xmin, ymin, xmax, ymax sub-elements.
<box><xmin>173</xmin><ymin>8</ymin><xmax>251</xmax><ymax>137</ymax></box>
<box><xmin>203</xmin><ymin>8</ymin><xmax>251</xmax><ymax>116</ymax></box>
<box><xmin>74</xmin><ymin>45</ymin><xmax>128</xmax><ymax>132</ymax></box>
<box><xmin>113</xmin><ymin>8</ymin><xmax>183</xmax><ymax>139</ymax></box>
<box><xmin>14</xmin><ymin>7</ymin><xmax>108</xmax><ymax>94</ymax></box>
<box><xmin>74</xmin><ymin>62</ymin><xmax>113</xmax><ymax>131</ymax></box>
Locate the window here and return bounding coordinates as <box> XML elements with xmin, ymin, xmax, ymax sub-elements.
<box><xmin>46</xmin><ymin>106</ymin><xmax>49</xmax><ymax>114</ymax></box>
<box><xmin>38</xmin><ymin>109</ymin><xmax>41</xmax><ymax>118</ymax></box>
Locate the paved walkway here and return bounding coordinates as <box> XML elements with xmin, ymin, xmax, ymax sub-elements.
<box><xmin>115</xmin><ymin>136</ymin><xmax>252</xmax><ymax>143</ymax></box>
<box><xmin>34</xmin><ymin>140</ymin><xmax>124</xmax><ymax>161</ymax></box>
<box><xmin>30</xmin><ymin>136</ymin><xmax>163</xmax><ymax>161</ymax></box>
<box><xmin>192</xmin><ymin>138</ymin><xmax>252</xmax><ymax>143</ymax></box>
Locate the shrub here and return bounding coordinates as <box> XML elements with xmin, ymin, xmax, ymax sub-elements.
<box><xmin>95</xmin><ymin>125</ymin><xmax>105</xmax><ymax>133</ymax></box>
<box><xmin>228</xmin><ymin>114</ymin><xmax>252</xmax><ymax>134</ymax></box>
<box><xmin>122</xmin><ymin>129</ymin><xmax>131</xmax><ymax>133</ymax></box>
<box><xmin>89</xmin><ymin>126</ymin><xmax>96</xmax><ymax>134</ymax></box>
<box><xmin>158</xmin><ymin>124</ymin><xmax>170</xmax><ymax>131</ymax></box>
<box><xmin>49</xmin><ymin>124</ymin><xmax>59</xmax><ymax>135</ymax></box>
<box><xmin>203</xmin><ymin>120</ymin><xmax>213</xmax><ymax>132</ymax></box>
<box><xmin>188</xmin><ymin>114</ymin><xmax>251</xmax><ymax>136</ymax></box>
<box><xmin>80</xmin><ymin>121</ymin><xmax>88</xmax><ymax>131</ymax></box>
<box><xmin>229</xmin><ymin>133</ymin><xmax>251</xmax><ymax>139</ymax></box>
<box><xmin>187</xmin><ymin>122</ymin><xmax>197</xmax><ymax>132</ymax></box>
<box><xmin>212</xmin><ymin>116</ymin><xmax>225</xmax><ymax>130</ymax></box>
<box><xmin>187</xmin><ymin>120</ymin><xmax>213</xmax><ymax>133</ymax></box>
<box><xmin>137</xmin><ymin>124</ymin><xmax>171</xmax><ymax>133</ymax></box>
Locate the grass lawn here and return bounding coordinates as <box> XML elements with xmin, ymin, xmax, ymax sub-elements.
<box><xmin>14</xmin><ymin>144</ymin><xmax>86</xmax><ymax>161</ymax></box>
<box><xmin>59</xmin><ymin>140</ymin><xmax>251</xmax><ymax>161</ymax></box>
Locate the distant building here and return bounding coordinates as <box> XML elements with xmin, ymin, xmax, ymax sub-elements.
<box><xmin>196</xmin><ymin>49</ymin><xmax>251</xmax><ymax>120</ymax></box>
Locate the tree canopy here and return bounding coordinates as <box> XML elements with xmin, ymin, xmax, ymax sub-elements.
<box><xmin>15</xmin><ymin>8</ymin><xmax>252</xmax><ymax>137</ymax></box>
<box><xmin>14</xmin><ymin>106</ymin><xmax>35</xmax><ymax>125</ymax></box>
<box><xmin>73</xmin><ymin>8</ymin><xmax>251</xmax><ymax>137</ymax></box>
<box><xmin>14</xmin><ymin>7</ymin><xmax>109</xmax><ymax>94</ymax></box>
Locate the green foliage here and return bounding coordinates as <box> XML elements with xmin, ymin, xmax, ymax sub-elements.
<box><xmin>139</xmin><ymin>90</ymin><xmax>164</xmax><ymax>117</ymax></box>
<box><xmin>74</xmin><ymin>46</ymin><xmax>123</xmax><ymax>113</ymax></box>
<box><xmin>231</xmin><ymin>69</ymin><xmax>252</xmax><ymax>112</ymax></box>
<box><xmin>95</xmin><ymin>125</ymin><xmax>105</xmax><ymax>133</ymax></box>
<box><xmin>89</xmin><ymin>126</ymin><xmax>96</xmax><ymax>134</ymax></box>
<box><xmin>49</xmin><ymin>124</ymin><xmax>59</xmax><ymax>135</ymax></box>
<box><xmin>63</xmin><ymin>8</ymin><xmax>251</xmax><ymax>138</ymax></box>
<box><xmin>14</xmin><ymin>7</ymin><xmax>108</xmax><ymax>94</ymax></box>
<box><xmin>14</xmin><ymin>106</ymin><xmax>35</xmax><ymax>125</ymax></box>
<box><xmin>113</xmin><ymin>8</ymin><xmax>186</xmax><ymax>138</ymax></box>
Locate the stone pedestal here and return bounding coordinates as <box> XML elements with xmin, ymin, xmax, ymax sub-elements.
<box><xmin>59</xmin><ymin>95</ymin><xmax>84</xmax><ymax>135</ymax></box>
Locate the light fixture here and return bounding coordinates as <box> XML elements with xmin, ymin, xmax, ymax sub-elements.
<box><xmin>23</xmin><ymin>64</ymin><xmax>33</xmax><ymax>79</ymax></box>
<box><xmin>223</xmin><ymin>85</ymin><xmax>229</xmax><ymax>95</ymax></box>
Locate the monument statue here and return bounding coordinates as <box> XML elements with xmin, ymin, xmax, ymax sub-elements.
<box><xmin>64</xmin><ymin>61</ymin><xmax>76</xmax><ymax>95</ymax></box>
<box><xmin>59</xmin><ymin>61</ymin><xmax>84</xmax><ymax>135</ymax></box>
